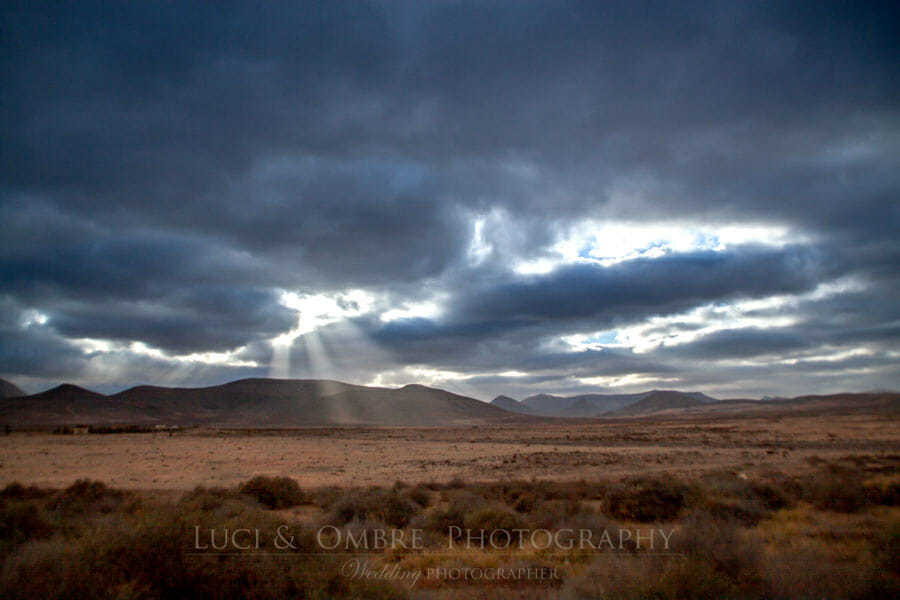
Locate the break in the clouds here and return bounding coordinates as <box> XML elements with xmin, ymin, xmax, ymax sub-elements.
<box><xmin>2</xmin><ymin>1</ymin><xmax>898</xmax><ymax>398</ymax></box>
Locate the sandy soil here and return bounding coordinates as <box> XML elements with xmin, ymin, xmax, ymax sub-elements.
<box><xmin>1</xmin><ymin>413</ymin><xmax>898</xmax><ymax>489</ymax></box>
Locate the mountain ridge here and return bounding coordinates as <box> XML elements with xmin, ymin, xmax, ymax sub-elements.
<box><xmin>0</xmin><ymin>378</ymin><xmax>527</xmax><ymax>427</ymax></box>
<box><xmin>3</xmin><ymin>377</ymin><xmax>896</xmax><ymax>427</ymax></box>
<box><xmin>0</xmin><ymin>378</ymin><xmax>26</xmax><ymax>399</ymax></box>
<box><xmin>498</xmin><ymin>389</ymin><xmax>717</xmax><ymax>417</ymax></box>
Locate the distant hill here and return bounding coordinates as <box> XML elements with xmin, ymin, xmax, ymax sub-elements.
<box><xmin>672</xmin><ymin>392</ymin><xmax>900</xmax><ymax>417</ymax></box>
<box><xmin>607</xmin><ymin>391</ymin><xmax>900</xmax><ymax>418</ymax></box>
<box><xmin>518</xmin><ymin>391</ymin><xmax>667</xmax><ymax>417</ymax></box>
<box><xmin>4</xmin><ymin>377</ymin><xmax>893</xmax><ymax>427</ymax></box>
<box><xmin>0</xmin><ymin>378</ymin><xmax>25</xmax><ymax>399</ymax></box>
<box><xmin>0</xmin><ymin>378</ymin><xmax>525</xmax><ymax>427</ymax></box>
<box><xmin>683</xmin><ymin>391</ymin><xmax>718</xmax><ymax>404</ymax></box>
<box><xmin>607</xmin><ymin>390</ymin><xmax>705</xmax><ymax>416</ymax></box>
<box><xmin>490</xmin><ymin>395</ymin><xmax>533</xmax><ymax>413</ymax></box>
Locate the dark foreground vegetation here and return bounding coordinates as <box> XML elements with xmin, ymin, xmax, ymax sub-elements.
<box><xmin>1</xmin><ymin>459</ymin><xmax>898</xmax><ymax>599</ymax></box>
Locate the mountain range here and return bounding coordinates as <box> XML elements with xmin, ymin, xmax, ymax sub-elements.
<box><xmin>491</xmin><ymin>389</ymin><xmax>717</xmax><ymax>417</ymax></box>
<box><xmin>0</xmin><ymin>378</ymin><xmax>25</xmax><ymax>400</ymax></box>
<box><xmin>0</xmin><ymin>378</ymin><xmax>521</xmax><ymax>427</ymax></box>
<box><xmin>0</xmin><ymin>377</ymin><xmax>896</xmax><ymax>427</ymax></box>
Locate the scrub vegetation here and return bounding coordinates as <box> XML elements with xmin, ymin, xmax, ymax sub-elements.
<box><xmin>1</xmin><ymin>462</ymin><xmax>898</xmax><ymax>599</ymax></box>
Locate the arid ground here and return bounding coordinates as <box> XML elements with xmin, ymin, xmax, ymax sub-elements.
<box><xmin>2</xmin><ymin>410</ymin><xmax>899</xmax><ymax>599</ymax></box>
<box><xmin>3</xmin><ymin>412</ymin><xmax>898</xmax><ymax>490</ymax></box>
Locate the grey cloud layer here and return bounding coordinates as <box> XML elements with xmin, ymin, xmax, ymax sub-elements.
<box><xmin>1</xmin><ymin>1</ymin><xmax>897</xmax><ymax>395</ymax></box>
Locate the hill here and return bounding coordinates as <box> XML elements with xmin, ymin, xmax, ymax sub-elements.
<box><xmin>672</xmin><ymin>392</ymin><xmax>900</xmax><ymax>417</ymax></box>
<box><xmin>0</xmin><ymin>378</ymin><xmax>25</xmax><ymax>399</ymax></box>
<box><xmin>606</xmin><ymin>391</ymin><xmax>900</xmax><ymax>418</ymax></box>
<box><xmin>607</xmin><ymin>390</ymin><xmax>706</xmax><ymax>416</ymax></box>
<box><xmin>519</xmin><ymin>392</ymin><xmax>660</xmax><ymax>417</ymax></box>
<box><xmin>490</xmin><ymin>395</ymin><xmax>533</xmax><ymax>413</ymax></box>
<box><xmin>0</xmin><ymin>378</ymin><xmax>523</xmax><ymax>427</ymax></box>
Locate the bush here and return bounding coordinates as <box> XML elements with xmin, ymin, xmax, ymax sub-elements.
<box><xmin>404</xmin><ymin>485</ymin><xmax>431</xmax><ymax>508</ymax></box>
<box><xmin>700</xmin><ymin>496</ymin><xmax>767</xmax><ymax>526</ymax></box>
<box><xmin>863</xmin><ymin>478</ymin><xmax>900</xmax><ymax>507</ymax></box>
<box><xmin>327</xmin><ymin>488</ymin><xmax>420</xmax><ymax>528</ymax></box>
<box><xmin>638</xmin><ymin>510</ymin><xmax>762</xmax><ymax>599</ymax></box>
<box><xmin>747</xmin><ymin>480</ymin><xmax>792</xmax><ymax>511</ymax></box>
<box><xmin>48</xmin><ymin>479</ymin><xmax>127</xmax><ymax>515</ymax></box>
<box><xmin>675</xmin><ymin>511</ymin><xmax>761</xmax><ymax>579</ymax></box>
<box><xmin>605</xmin><ymin>477</ymin><xmax>688</xmax><ymax>522</ymax></box>
<box><xmin>1</xmin><ymin>479</ymin><xmax>406</xmax><ymax>600</ymax></box>
<box><xmin>239</xmin><ymin>475</ymin><xmax>305</xmax><ymax>509</ymax></box>
<box><xmin>377</xmin><ymin>491</ymin><xmax>420</xmax><ymax>528</ymax></box>
<box><xmin>528</xmin><ymin>498</ymin><xmax>584</xmax><ymax>529</ymax></box>
<box><xmin>1</xmin><ymin>482</ymin><xmax>51</xmax><ymax>500</ymax></box>
<box><xmin>463</xmin><ymin>505</ymin><xmax>526</xmax><ymax>532</ymax></box>
<box><xmin>0</xmin><ymin>500</ymin><xmax>53</xmax><ymax>550</ymax></box>
<box><xmin>1</xmin><ymin>507</ymin><xmax>401</xmax><ymax>600</ymax></box>
<box><xmin>417</xmin><ymin>491</ymin><xmax>479</xmax><ymax>536</ymax></box>
<box><xmin>309</xmin><ymin>486</ymin><xmax>343</xmax><ymax>510</ymax></box>
<box><xmin>875</xmin><ymin>520</ymin><xmax>900</xmax><ymax>576</ymax></box>
<box><xmin>512</xmin><ymin>491</ymin><xmax>538</xmax><ymax>513</ymax></box>
<box><xmin>804</xmin><ymin>469</ymin><xmax>870</xmax><ymax>513</ymax></box>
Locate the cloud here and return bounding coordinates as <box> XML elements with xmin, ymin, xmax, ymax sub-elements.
<box><xmin>1</xmin><ymin>1</ymin><xmax>897</xmax><ymax>396</ymax></box>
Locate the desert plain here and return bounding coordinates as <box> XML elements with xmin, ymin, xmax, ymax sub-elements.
<box><xmin>3</xmin><ymin>411</ymin><xmax>897</xmax><ymax>490</ymax></box>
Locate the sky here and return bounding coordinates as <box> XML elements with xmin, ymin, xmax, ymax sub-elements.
<box><xmin>1</xmin><ymin>1</ymin><xmax>898</xmax><ymax>399</ymax></box>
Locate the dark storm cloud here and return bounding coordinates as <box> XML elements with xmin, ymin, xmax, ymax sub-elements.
<box><xmin>0</xmin><ymin>298</ymin><xmax>87</xmax><ymax>378</ymax></box>
<box><xmin>655</xmin><ymin>328</ymin><xmax>809</xmax><ymax>360</ymax></box>
<box><xmin>369</xmin><ymin>244</ymin><xmax>829</xmax><ymax>357</ymax></box>
<box><xmin>651</xmin><ymin>277</ymin><xmax>900</xmax><ymax>363</ymax></box>
<box><xmin>1</xmin><ymin>1</ymin><xmax>897</xmax><ymax>394</ymax></box>
<box><xmin>47</xmin><ymin>286</ymin><xmax>296</xmax><ymax>354</ymax></box>
<box><xmin>459</xmin><ymin>247</ymin><xmax>829</xmax><ymax>323</ymax></box>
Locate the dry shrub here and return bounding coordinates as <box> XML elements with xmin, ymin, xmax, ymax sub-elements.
<box><xmin>498</xmin><ymin>480</ymin><xmax>536</xmax><ymax>511</ymax></box>
<box><xmin>512</xmin><ymin>491</ymin><xmax>538</xmax><ymax>513</ymax></box>
<box><xmin>1</xmin><ymin>482</ymin><xmax>52</xmax><ymax>501</ymax></box>
<box><xmin>700</xmin><ymin>496</ymin><xmax>767</xmax><ymax>527</ymax></box>
<box><xmin>527</xmin><ymin>498</ymin><xmax>584</xmax><ymax>529</ymax></box>
<box><xmin>567</xmin><ymin>511</ymin><xmax>763</xmax><ymax>600</ymax></box>
<box><xmin>1</xmin><ymin>481</ymin><xmax>405</xmax><ymax>600</ymax></box>
<box><xmin>47</xmin><ymin>479</ymin><xmax>128</xmax><ymax>515</ymax></box>
<box><xmin>695</xmin><ymin>473</ymin><xmax>793</xmax><ymax>526</ymax></box>
<box><xmin>803</xmin><ymin>466</ymin><xmax>870</xmax><ymax>513</ymax></box>
<box><xmin>327</xmin><ymin>487</ymin><xmax>420</xmax><ymax>528</ymax></box>
<box><xmin>878</xmin><ymin>520</ymin><xmax>900</xmax><ymax>575</ymax></box>
<box><xmin>658</xmin><ymin>558</ymin><xmax>744</xmax><ymax>600</ymax></box>
<box><xmin>863</xmin><ymin>476</ymin><xmax>900</xmax><ymax>507</ymax></box>
<box><xmin>605</xmin><ymin>477</ymin><xmax>688</xmax><ymax>522</ymax></box>
<box><xmin>239</xmin><ymin>475</ymin><xmax>305</xmax><ymax>509</ymax></box>
<box><xmin>673</xmin><ymin>510</ymin><xmax>762</xmax><ymax>586</ymax></box>
<box><xmin>416</xmin><ymin>490</ymin><xmax>479</xmax><ymax>536</ymax></box>
<box><xmin>760</xmin><ymin>543</ymin><xmax>886</xmax><ymax>599</ymax></box>
<box><xmin>0</xmin><ymin>499</ymin><xmax>54</xmax><ymax>552</ymax></box>
<box><xmin>562</xmin><ymin>556</ymin><xmax>668</xmax><ymax>599</ymax></box>
<box><xmin>178</xmin><ymin>486</ymin><xmax>243</xmax><ymax>512</ymax></box>
<box><xmin>463</xmin><ymin>504</ymin><xmax>526</xmax><ymax>532</ymax></box>
<box><xmin>404</xmin><ymin>485</ymin><xmax>431</xmax><ymax>508</ymax></box>
<box><xmin>447</xmin><ymin>476</ymin><xmax>466</xmax><ymax>489</ymax></box>
<box><xmin>309</xmin><ymin>485</ymin><xmax>343</xmax><ymax>510</ymax></box>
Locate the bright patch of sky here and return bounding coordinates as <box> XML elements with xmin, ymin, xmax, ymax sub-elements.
<box><xmin>274</xmin><ymin>289</ymin><xmax>376</xmax><ymax>345</ymax></box>
<box><xmin>468</xmin><ymin>216</ymin><xmax>493</xmax><ymax>265</ymax></box>
<box><xmin>380</xmin><ymin>300</ymin><xmax>442</xmax><ymax>323</ymax></box>
<box><xmin>576</xmin><ymin>373</ymin><xmax>682</xmax><ymax>388</ymax></box>
<box><xmin>515</xmin><ymin>220</ymin><xmax>800</xmax><ymax>275</ymax></box>
<box><xmin>20</xmin><ymin>309</ymin><xmax>49</xmax><ymax>327</ymax></box>
<box><xmin>559</xmin><ymin>278</ymin><xmax>865</xmax><ymax>355</ymax></box>
<box><xmin>70</xmin><ymin>338</ymin><xmax>259</xmax><ymax>368</ymax></box>
<box><xmin>778</xmin><ymin>347</ymin><xmax>875</xmax><ymax>366</ymax></box>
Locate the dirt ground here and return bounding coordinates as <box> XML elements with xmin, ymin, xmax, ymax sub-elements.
<box><xmin>1</xmin><ymin>412</ymin><xmax>898</xmax><ymax>490</ymax></box>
